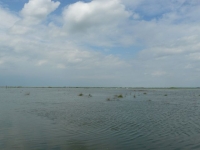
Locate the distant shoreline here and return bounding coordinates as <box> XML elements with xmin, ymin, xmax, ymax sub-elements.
<box><xmin>0</xmin><ymin>86</ymin><xmax>200</xmax><ymax>89</ymax></box>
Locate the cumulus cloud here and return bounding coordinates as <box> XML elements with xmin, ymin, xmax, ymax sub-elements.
<box><xmin>0</xmin><ymin>1</ymin><xmax>130</xmax><ymax>86</ymax></box>
<box><xmin>62</xmin><ymin>0</ymin><xmax>131</xmax><ymax>32</ymax></box>
<box><xmin>1</xmin><ymin>0</ymin><xmax>200</xmax><ymax>86</ymax></box>
<box><xmin>20</xmin><ymin>0</ymin><xmax>60</xmax><ymax>25</ymax></box>
<box><xmin>9</xmin><ymin>0</ymin><xmax>60</xmax><ymax>34</ymax></box>
<box><xmin>57</xmin><ymin>0</ymin><xmax>133</xmax><ymax>48</ymax></box>
<box><xmin>0</xmin><ymin>6</ymin><xmax>19</xmax><ymax>29</ymax></box>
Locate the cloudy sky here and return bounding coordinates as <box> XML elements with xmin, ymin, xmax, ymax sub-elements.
<box><xmin>0</xmin><ymin>0</ymin><xmax>200</xmax><ymax>87</ymax></box>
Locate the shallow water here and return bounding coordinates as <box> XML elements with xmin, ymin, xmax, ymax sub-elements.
<box><xmin>1</xmin><ymin>88</ymin><xmax>200</xmax><ymax>150</ymax></box>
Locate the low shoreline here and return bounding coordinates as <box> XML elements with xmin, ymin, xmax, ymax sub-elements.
<box><xmin>0</xmin><ymin>86</ymin><xmax>199</xmax><ymax>89</ymax></box>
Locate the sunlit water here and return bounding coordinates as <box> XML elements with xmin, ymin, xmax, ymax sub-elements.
<box><xmin>1</xmin><ymin>88</ymin><xmax>200</xmax><ymax>150</ymax></box>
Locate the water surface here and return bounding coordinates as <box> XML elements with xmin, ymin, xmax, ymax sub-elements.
<box><xmin>1</xmin><ymin>88</ymin><xmax>200</xmax><ymax>150</ymax></box>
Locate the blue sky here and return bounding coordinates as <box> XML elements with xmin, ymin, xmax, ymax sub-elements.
<box><xmin>0</xmin><ymin>0</ymin><xmax>200</xmax><ymax>87</ymax></box>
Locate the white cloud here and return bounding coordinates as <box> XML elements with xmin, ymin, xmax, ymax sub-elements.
<box><xmin>20</xmin><ymin>0</ymin><xmax>60</xmax><ymax>25</ymax></box>
<box><xmin>1</xmin><ymin>0</ymin><xmax>200</xmax><ymax>86</ymax></box>
<box><xmin>62</xmin><ymin>0</ymin><xmax>131</xmax><ymax>32</ymax></box>
<box><xmin>56</xmin><ymin>0</ymin><xmax>133</xmax><ymax>48</ymax></box>
<box><xmin>8</xmin><ymin>0</ymin><xmax>60</xmax><ymax>34</ymax></box>
<box><xmin>0</xmin><ymin>6</ymin><xmax>19</xmax><ymax>29</ymax></box>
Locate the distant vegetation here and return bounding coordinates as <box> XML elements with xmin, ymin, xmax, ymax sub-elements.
<box><xmin>78</xmin><ymin>93</ymin><xmax>83</xmax><ymax>96</ymax></box>
<box><xmin>117</xmin><ymin>94</ymin><xmax>123</xmax><ymax>98</ymax></box>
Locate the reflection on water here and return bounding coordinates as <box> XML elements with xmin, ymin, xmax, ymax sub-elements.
<box><xmin>1</xmin><ymin>88</ymin><xmax>200</xmax><ymax>150</ymax></box>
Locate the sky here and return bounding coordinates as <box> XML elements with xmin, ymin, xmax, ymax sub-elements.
<box><xmin>0</xmin><ymin>0</ymin><xmax>200</xmax><ymax>87</ymax></box>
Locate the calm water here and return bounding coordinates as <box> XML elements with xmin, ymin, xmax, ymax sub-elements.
<box><xmin>1</xmin><ymin>88</ymin><xmax>200</xmax><ymax>150</ymax></box>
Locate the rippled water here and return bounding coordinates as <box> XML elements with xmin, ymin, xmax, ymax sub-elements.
<box><xmin>1</xmin><ymin>88</ymin><xmax>200</xmax><ymax>150</ymax></box>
